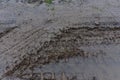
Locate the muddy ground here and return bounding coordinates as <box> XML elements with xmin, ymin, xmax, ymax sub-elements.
<box><xmin>1</xmin><ymin>26</ymin><xmax>120</xmax><ymax>80</ymax></box>
<box><xmin>1</xmin><ymin>0</ymin><xmax>120</xmax><ymax>80</ymax></box>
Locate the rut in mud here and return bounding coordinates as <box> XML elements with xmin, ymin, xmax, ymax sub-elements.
<box><xmin>3</xmin><ymin>26</ymin><xmax>120</xmax><ymax>80</ymax></box>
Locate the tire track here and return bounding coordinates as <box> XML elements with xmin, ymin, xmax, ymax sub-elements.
<box><xmin>5</xmin><ymin>26</ymin><xmax>120</xmax><ymax>80</ymax></box>
<box><xmin>1</xmin><ymin>26</ymin><xmax>120</xmax><ymax>80</ymax></box>
<box><xmin>0</xmin><ymin>26</ymin><xmax>52</xmax><ymax>79</ymax></box>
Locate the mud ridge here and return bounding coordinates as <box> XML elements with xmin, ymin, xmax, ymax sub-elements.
<box><xmin>0</xmin><ymin>26</ymin><xmax>17</xmax><ymax>39</ymax></box>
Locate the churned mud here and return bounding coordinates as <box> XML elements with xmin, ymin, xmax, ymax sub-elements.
<box><xmin>2</xmin><ymin>26</ymin><xmax>120</xmax><ymax>80</ymax></box>
<box><xmin>1</xmin><ymin>0</ymin><xmax>120</xmax><ymax>80</ymax></box>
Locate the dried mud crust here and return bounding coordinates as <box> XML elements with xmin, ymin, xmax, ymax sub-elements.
<box><xmin>3</xmin><ymin>27</ymin><xmax>120</xmax><ymax>79</ymax></box>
